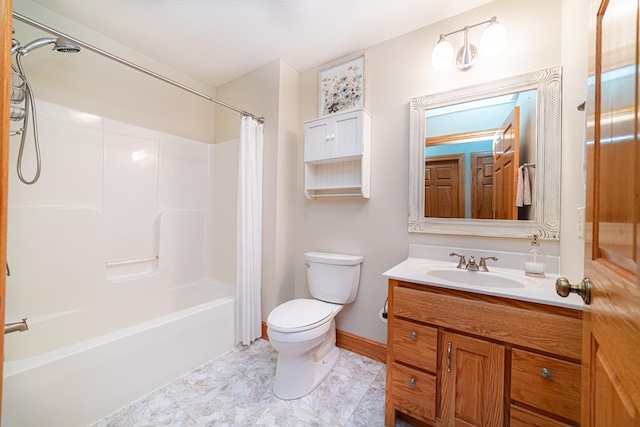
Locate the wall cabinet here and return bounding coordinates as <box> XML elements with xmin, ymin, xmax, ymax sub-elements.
<box><xmin>385</xmin><ymin>279</ymin><xmax>582</xmax><ymax>427</ymax></box>
<box><xmin>304</xmin><ymin>108</ymin><xmax>371</xmax><ymax>198</ymax></box>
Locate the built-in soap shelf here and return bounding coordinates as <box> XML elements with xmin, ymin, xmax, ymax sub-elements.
<box><xmin>106</xmin><ymin>255</ymin><xmax>159</xmax><ymax>282</ymax></box>
<box><xmin>304</xmin><ymin>108</ymin><xmax>370</xmax><ymax>199</ymax></box>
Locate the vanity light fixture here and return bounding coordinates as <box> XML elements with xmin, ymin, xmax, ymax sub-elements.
<box><xmin>431</xmin><ymin>16</ymin><xmax>506</xmax><ymax>71</ymax></box>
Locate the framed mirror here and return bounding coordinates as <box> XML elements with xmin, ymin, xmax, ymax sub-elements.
<box><xmin>409</xmin><ymin>67</ymin><xmax>561</xmax><ymax>239</ymax></box>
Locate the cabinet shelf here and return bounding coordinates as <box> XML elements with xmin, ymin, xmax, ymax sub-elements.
<box><xmin>304</xmin><ymin>108</ymin><xmax>371</xmax><ymax>199</ymax></box>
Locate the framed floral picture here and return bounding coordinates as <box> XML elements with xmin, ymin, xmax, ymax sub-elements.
<box><xmin>318</xmin><ymin>54</ymin><xmax>366</xmax><ymax>116</ymax></box>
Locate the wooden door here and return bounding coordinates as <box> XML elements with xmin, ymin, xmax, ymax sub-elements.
<box><xmin>0</xmin><ymin>0</ymin><xmax>12</xmax><ymax>418</ymax></box>
<box><xmin>424</xmin><ymin>155</ymin><xmax>465</xmax><ymax>218</ymax></box>
<box><xmin>492</xmin><ymin>107</ymin><xmax>520</xmax><ymax>220</ymax></box>
<box><xmin>582</xmin><ymin>0</ymin><xmax>640</xmax><ymax>425</ymax></box>
<box><xmin>441</xmin><ymin>332</ymin><xmax>504</xmax><ymax>427</ymax></box>
<box><xmin>470</xmin><ymin>151</ymin><xmax>493</xmax><ymax>219</ymax></box>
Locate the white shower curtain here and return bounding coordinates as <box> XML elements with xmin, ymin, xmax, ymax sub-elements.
<box><xmin>236</xmin><ymin>116</ymin><xmax>264</xmax><ymax>345</ymax></box>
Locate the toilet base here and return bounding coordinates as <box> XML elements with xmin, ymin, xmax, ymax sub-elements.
<box><xmin>273</xmin><ymin>345</ymin><xmax>340</xmax><ymax>400</ymax></box>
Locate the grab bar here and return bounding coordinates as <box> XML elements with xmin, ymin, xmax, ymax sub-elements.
<box><xmin>106</xmin><ymin>255</ymin><xmax>158</xmax><ymax>267</ymax></box>
<box><xmin>5</xmin><ymin>318</ymin><xmax>28</xmax><ymax>335</ymax></box>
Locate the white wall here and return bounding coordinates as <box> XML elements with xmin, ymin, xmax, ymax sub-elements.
<box><xmin>12</xmin><ymin>0</ymin><xmax>216</xmax><ymax>143</ymax></box>
<box><xmin>559</xmin><ymin>0</ymin><xmax>588</xmax><ymax>281</ymax></box>
<box><xmin>294</xmin><ymin>0</ymin><xmax>588</xmax><ymax>344</ymax></box>
<box><xmin>214</xmin><ymin>60</ymin><xmax>299</xmax><ymax>319</ymax></box>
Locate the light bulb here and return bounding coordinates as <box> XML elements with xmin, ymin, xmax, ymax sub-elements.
<box><xmin>431</xmin><ymin>36</ymin><xmax>453</xmax><ymax>70</ymax></box>
<box><xmin>480</xmin><ymin>18</ymin><xmax>507</xmax><ymax>56</ymax></box>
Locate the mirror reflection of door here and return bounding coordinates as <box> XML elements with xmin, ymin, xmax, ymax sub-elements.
<box><xmin>492</xmin><ymin>107</ymin><xmax>520</xmax><ymax>220</ymax></box>
<box><xmin>470</xmin><ymin>151</ymin><xmax>493</xmax><ymax>219</ymax></box>
<box><xmin>424</xmin><ymin>90</ymin><xmax>536</xmax><ymax>221</ymax></box>
<box><xmin>424</xmin><ymin>155</ymin><xmax>464</xmax><ymax>218</ymax></box>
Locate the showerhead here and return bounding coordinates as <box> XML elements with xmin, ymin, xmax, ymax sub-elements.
<box><xmin>54</xmin><ymin>38</ymin><xmax>81</xmax><ymax>53</ymax></box>
<box><xmin>18</xmin><ymin>37</ymin><xmax>81</xmax><ymax>56</ymax></box>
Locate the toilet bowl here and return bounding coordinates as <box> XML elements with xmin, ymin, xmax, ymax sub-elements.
<box><xmin>267</xmin><ymin>299</ymin><xmax>343</xmax><ymax>399</ymax></box>
<box><xmin>267</xmin><ymin>252</ymin><xmax>363</xmax><ymax>400</ymax></box>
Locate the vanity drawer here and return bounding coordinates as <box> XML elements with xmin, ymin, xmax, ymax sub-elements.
<box><xmin>390</xmin><ymin>362</ymin><xmax>436</xmax><ymax>423</ymax></box>
<box><xmin>392</xmin><ymin>318</ymin><xmax>437</xmax><ymax>372</ymax></box>
<box><xmin>510</xmin><ymin>405</ymin><xmax>576</xmax><ymax>427</ymax></box>
<box><xmin>392</xmin><ymin>284</ymin><xmax>582</xmax><ymax>360</ymax></box>
<box><xmin>511</xmin><ymin>349</ymin><xmax>581</xmax><ymax>423</ymax></box>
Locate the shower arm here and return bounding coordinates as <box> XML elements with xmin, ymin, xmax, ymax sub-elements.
<box><xmin>12</xmin><ymin>12</ymin><xmax>265</xmax><ymax>125</ymax></box>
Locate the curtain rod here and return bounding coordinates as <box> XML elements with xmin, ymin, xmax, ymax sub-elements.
<box><xmin>12</xmin><ymin>12</ymin><xmax>265</xmax><ymax>124</ymax></box>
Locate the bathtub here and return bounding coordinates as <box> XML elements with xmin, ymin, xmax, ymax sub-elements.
<box><xmin>2</xmin><ymin>280</ymin><xmax>236</xmax><ymax>427</ymax></box>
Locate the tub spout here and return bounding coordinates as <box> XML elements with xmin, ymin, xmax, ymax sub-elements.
<box><xmin>5</xmin><ymin>318</ymin><xmax>28</xmax><ymax>335</ymax></box>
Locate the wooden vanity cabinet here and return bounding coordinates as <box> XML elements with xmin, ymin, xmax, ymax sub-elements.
<box><xmin>441</xmin><ymin>332</ymin><xmax>505</xmax><ymax>426</ymax></box>
<box><xmin>385</xmin><ymin>279</ymin><xmax>582</xmax><ymax>427</ymax></box>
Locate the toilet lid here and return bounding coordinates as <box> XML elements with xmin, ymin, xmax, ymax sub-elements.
<box><xmin>267</xmin><ymin>299</ymin><xmax>334</xmax><ymax>332</ymax></box>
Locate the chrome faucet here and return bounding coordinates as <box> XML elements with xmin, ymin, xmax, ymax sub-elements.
<box><xmin>479</xmin><ymin>256</ymin><xmax>498</xmax><ymax>272</ymax></box>
<box><xmin>5</xmin><ymin>318</ymin><xmax>28</xmax><ymax>335</ymax></box>
<box><xmin>465</xmin><ymin>256</ymin><xmax>479</xmax><ymax>271</ymax></box>
<box><xmin>449</xmin><ymin>253</ymin><xmax>466</xmax><ymax>269</ymax></box>
<box><xmin>450</xmin><ymin>253</ymin><xmax>499</xmax><ymax>271</ymax></box>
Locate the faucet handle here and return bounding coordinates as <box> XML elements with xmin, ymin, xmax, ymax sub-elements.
<box><xmin>479</xmin><ymin>256</ymin><xmax>498</xmax><ymax>272</ymax></box>
<box><xmin>449</xmin><ymin>252</ymin><xmax>466</xmax><ymax>269</ymax></box>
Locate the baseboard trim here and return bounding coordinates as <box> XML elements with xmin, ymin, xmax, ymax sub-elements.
<box><xmin>336</xmin><ymin>329</ymin><xmax>387</xmax><ymax>363</ymax></box>
<box><xmin>260</xmin><ymin>321</ymin><xmax>386</xmax><ymax>364</ymax></box>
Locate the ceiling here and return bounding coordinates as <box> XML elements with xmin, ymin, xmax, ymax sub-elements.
<box><xmin>25</xmin><ymin>0</ymin><xmax>494</xmax><ymax>88</ymax></box>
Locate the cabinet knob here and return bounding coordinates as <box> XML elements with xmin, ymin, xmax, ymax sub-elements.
<box><xmin>408</xmin><ymin>377</ymin><xmax>416</xmax><ymax>388</ymax></box>
<box><xmin>325</xmin><ymin>135</ymin><xmax>330</xmax><ymax>141</ymax></box>
<box><xmin>410</xmin><ymin>331</ymin><xmax>417</xmax><ymax>340</ymax></box>
<box><xmin>541</xmin><ymin>368</ymin><xmax>553</xmax><ymax>379</ymax></box>
<box><xmin>330</xmin><ymin>134</ymin><xmax>335</xmax><ymax>140</ymax></box>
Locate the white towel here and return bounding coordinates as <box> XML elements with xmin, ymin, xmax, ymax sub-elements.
<box><xmin>516</xmin><ymin>165</ymin><xmax>532</xmax><ymax>208</ymax></box>
<box><xmin>516</xmin><ymin>165</ymin><xmax>525</xmax><ymax>207</ymax></box>
<box><xmin>523</xmin><ymin>165</ymin><xmax>531</xmax><ymax>206</ymax></box>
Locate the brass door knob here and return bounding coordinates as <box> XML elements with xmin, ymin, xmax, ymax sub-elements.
<box><xmin>556</xmin><ymin>277</ymin><xmax>591</xmax><ymax>304</ymax></box>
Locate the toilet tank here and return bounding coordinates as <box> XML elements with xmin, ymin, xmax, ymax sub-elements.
<box><xmin>304</xmin><ymin>252</ymin><xmax>364</xmax><ymax>304</ymax></box>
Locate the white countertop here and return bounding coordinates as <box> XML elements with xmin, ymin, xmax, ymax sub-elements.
<box><xmin>383</xmin><ymin>257</ymin><xmax>584</xmax><ymax>310</ymax></box>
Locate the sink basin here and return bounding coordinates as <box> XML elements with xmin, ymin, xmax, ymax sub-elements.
<box><xmin>426</xmin><ymin>269</ymin><xmax>525</xmax><ymax>289</ymax></box>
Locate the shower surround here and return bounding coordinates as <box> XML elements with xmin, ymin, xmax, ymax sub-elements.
<box><xmin>3</xmin><ymin>99</ymin><xmax>235</xmax><ymax>426</ymax></box>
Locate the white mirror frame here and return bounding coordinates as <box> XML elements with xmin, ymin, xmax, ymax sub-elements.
<box><xmin>409</xmin><ymin>67</ymin><xmax>562</xmax><ymax>239</ymax></box>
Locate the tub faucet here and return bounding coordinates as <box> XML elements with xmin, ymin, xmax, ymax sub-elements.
<box><xmin>5</xmin><ymin>318</ymin><xmax>28</xmax><ymax>335</ymax></box>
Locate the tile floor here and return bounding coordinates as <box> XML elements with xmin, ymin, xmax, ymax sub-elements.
<box><xmin>92</xmin><ymin>339</ymin><xmax>413</xmax><ymax>426</ymax></box>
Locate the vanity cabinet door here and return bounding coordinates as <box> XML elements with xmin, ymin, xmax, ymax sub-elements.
<box><xmin>441</xmin><ymin>332</ymin><xmax>504</xmax><ymax>427</ymax></box>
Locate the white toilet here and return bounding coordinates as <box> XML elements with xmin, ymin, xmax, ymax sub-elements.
<box><xmin>267</xmin><ymin>251</ymin><xmax>364</xmax><ymax>400</ymax></box>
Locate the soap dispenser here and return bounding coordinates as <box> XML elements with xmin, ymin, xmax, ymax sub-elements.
<box><xmin>525</xmin><ymin>234</ymin><xmax>545</xmax><ymax>277</ymax></box>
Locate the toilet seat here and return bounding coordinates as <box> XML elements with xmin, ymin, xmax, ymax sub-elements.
<box><xmin>267</xmin><ymin>299</ymin><xmax>335</xmax><ymax>333</ymax></box>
